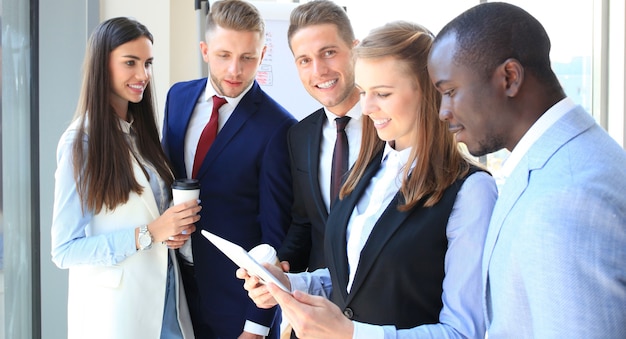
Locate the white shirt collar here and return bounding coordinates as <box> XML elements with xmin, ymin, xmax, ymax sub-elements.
<box><xmin>203</xmin><ymin>80</ymin><xmax>254</xmax><ymax>108</ymax></box>
<box><xmin>323</xmin><ymin>103</ymin><xmax>362</xmax><ymax>126</ymax></box>
<box><xmin>381</xmin><ymin>142</ymin><xmax>414</xmax><ymax>171</ymax></box>
<box><xmin>118</xmin><ymin>117</ymin><xmax>134</xmax><ymax>135</ymax></box>
<box><xmin>345</xmin><ymin>142</ymin><xmax>412</xmax><ymax>291</ymax></box>
<box><xmin>500</xmin><ymin>97</ymin><xmax>576</xmax><ymax>179</ymax></box>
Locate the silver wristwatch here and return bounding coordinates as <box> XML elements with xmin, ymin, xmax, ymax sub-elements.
<box><xmin>138</xmin><ymin>225</ymin><xmax>153</xmax><ymax>250</ymax></box>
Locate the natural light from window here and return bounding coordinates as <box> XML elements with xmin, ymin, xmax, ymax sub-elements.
<box><xmin>334</xmin><ymin>0</ymin><xmax>593</xmax><ymax>184</ymax></box>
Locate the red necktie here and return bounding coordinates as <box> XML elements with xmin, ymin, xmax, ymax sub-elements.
<box><xmin>192</xmin><ymin>95</ymin><xmax>227</xmax><ymax>178</ymax></box>
<box><xmin>330</xmin><ymin>116</ymin><xmax>351</xmax><ymax>208</ymax></box>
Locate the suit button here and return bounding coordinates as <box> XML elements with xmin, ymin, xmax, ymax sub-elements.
<box><xmin>343</xmin><ymin>308</ymin><xmax>354</xmax><ymax>319</ymax></box>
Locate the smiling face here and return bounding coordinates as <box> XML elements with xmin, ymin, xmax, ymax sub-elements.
<box><xmin>109</xmin><ymin>36</ymin><xmax>153</xmax><ymax>119</ymax></box>
<box><xmin>201</xmin><ymin>26</ymin><xmax>266</xmax><ymax>98</ymax></box>
<box><xmin>428</xmin><ymin>34</ymin><xmax>510</xmax><ymax>156</ymax></box>
<box><xmin>355</xmin><ymin>56</ymin><xmax>420</xmax><ymax>151</ymax></box>
<box><xmin>290</xmin><ymin>23</ymin><xmax>358</xmax><ymax>115</ymax></box>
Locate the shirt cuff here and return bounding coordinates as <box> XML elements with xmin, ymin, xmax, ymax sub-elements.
<box><xmin>353</xmin><ymin>321</ymin><xmax>385</xmax><ymax>339</ymax></box>
<box><xmin>244</xmin><ymin>320</ymin><xmax>270</xmax><ymax>337</ymax></box>
<box><xmin>177</xmin><ymin>238</ymin><xmax>193</xmax><ymax>264</ymax></box>
<box><xmin>287</xmin><ymin>273</ymin><xmax>307</xmax><ymax>292</ymax></box>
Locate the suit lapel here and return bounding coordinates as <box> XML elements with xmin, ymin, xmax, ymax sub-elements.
<box><xmin>345</xmin><ymin>191</ymin><xmax>411</xmax><ymax>303</ymax></box>
<box><xmin>327</xmin><ymin>150</ymin><xmax>384</xmax><ymax>302</ymax></box>
<box><xmin>131</xmin><ymin>157</ymin><xmax>160</xmax><ymax>220</ymax></box>
<box><xmin>482</xmin><ymin>106</ymin><xmax>595</xmax><ymax>308</ymax></box>
<box><xmin>307</xmin><ymin>109</ymin><xmax>328</xmax><ymax>219</ymax></box>
<box><xmin>482</xmin><ymin>156</ymin><xmax>530</xmax><ymax>275</ymax></box>
<box><xmin>195</xmin><ymin>82</ymin><xmax>261</xmax><ymax>179</ymax></box>
<box><xmin>169</xmin><ymin>79</ymin><xmax>207</xmax><ymax>178</ymax></box>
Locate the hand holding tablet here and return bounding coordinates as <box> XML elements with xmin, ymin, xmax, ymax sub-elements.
<box><xmin>201</xmin><ymin>230</ymin><xmax>290</xmax><ymax>292</ymax></box>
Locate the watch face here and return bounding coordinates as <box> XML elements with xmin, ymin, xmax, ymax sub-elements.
<box><xmin>139</xmin><ymin>232</ymin><xmax>152</xmax><ymax>248</ymax></box>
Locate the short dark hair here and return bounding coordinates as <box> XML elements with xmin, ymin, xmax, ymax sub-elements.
<box><xmin>287</xmin><ymin>0</ymin><xmax>355</xmax><ymax>51</ymax></box>
<box><xmin>436</xmin><ymin>2</ymin><xmax>558</xmax><ymax>85</ymax></box>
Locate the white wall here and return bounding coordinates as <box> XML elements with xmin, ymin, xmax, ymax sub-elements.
<box><xmin>100</xmin><ymin>0</ymin><xmax>201</xmax><ymax>121</ymax></box>
<box><xmin>101</xmin><ymin>0</ymin><xmax>321</xmax><ymax>122</ymax></box>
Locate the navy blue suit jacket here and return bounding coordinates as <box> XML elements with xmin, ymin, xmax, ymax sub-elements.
<box><xmin>162</xmin><ymin>78</ymin><xmax>296</xmax><ymax>337</ymax></box>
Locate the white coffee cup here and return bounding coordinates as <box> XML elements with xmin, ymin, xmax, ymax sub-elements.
<box><xmin>172</xmin><ymin>178</ymin><xmax>201</xmax><ymax>263</ymax></box>
<box><xmin>248</xmin><ymin>244</ymin><xmax>280</xmax><ymax>267</ymax></box>
<box><xmin>172</xmin><ymin>178</ymin><xmax>201</xmax><ymax>205</ymax></box>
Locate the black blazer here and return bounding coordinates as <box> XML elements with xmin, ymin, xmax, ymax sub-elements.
<box><xmin>325</xmin><ymin>150</ymin><xmax>476</xmax><ymax>328</ymax></box>
<box><xmin>278</xmin><ymin>108</ymin><xmax>329</xmax><ymax>272</ymax></box>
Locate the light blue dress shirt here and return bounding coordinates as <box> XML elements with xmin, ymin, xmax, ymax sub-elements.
<box><xmin>289</xmin><ymin>143</ymin><xmax>497</xmax><ymax>339</ymax></box>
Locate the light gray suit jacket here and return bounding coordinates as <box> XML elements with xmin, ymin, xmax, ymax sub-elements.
<box><xmin>483</xmin><ymin>106</ymin><xmax>626</xmax><ymax>338</ymax></box>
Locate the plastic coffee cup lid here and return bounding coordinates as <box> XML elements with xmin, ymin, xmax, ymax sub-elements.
<box><xmin>248</xmin><ymin>244</ymin><xmax>277</xmax><ymax>264</ymax></box>
<box><xmin>172</xmin><ymin>178</ymin><xmax>200</xmax><ymax>189</ymax></box>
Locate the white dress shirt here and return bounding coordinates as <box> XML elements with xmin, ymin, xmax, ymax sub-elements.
<box><xmin>319</xmin><ymin>104</ymin><xmax>363</xmax><ymax>211</ymax></box>
<box><xmin>346</xmin><ymin>144</ymin><xmax>411</xmax><ymax>291</ymax></box>
<box><xmin>183</xmin><ymin>81</ymin><xmax>253</xmax><ymax>179</ymax></box>
<box><xmin>500</xmin><ymin>97</ymin><xmax>575</xmax><ymax>181</ymax></box>
<box><xmin>178</xmin><ymin>82</ymin><xmax>251</xmax><ymax>262</ymax></box>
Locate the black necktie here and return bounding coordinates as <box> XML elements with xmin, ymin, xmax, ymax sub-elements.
<box><xmin>330</xmin><ymin>116</ymin><xmax>351</xmax><ymax>208</ymax></box>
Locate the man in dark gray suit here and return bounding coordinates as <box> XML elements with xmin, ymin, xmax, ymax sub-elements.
<box><xmin>277</xmin><ymin>0</ymin><xmax>362</xmax><ymax>272</ymax></box>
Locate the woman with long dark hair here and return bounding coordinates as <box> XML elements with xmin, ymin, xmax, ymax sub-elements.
<box><xmin>51</xmin><ymin>17</ymin><xmax>200</xmax><ymax>339</ymax></box>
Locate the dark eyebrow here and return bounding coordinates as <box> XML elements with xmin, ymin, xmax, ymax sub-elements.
<box><xmin>121</xmin><ymin>55</ymin><xmax>153</xmax><ymax>62</ymax></box>
<box><xmin>319</xmin><ymin>45</ymin><xmax>338</xmax><ymax>52</ymax></box>
<box><xmin>294</xmin><ymin>45</ymin><xmax>338</xmax><ymax>61</ymax></box>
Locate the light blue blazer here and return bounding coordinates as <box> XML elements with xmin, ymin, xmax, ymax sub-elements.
<box><xmin>483</xmin><ymin>106</ymin><xmax>626</xmax><ymax>338</ymax></box>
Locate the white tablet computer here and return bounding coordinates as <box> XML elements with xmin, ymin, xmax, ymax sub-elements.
<box><xmin>201</xmin><ymin>230</ymin><xmax>290</xmax><ymax>292</ymax></box>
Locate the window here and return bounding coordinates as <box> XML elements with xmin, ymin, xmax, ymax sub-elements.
<box><xmin>343</xmin><ymin>0</ymin><xmax>597</xmax><ymax>181</ymax></box>
<box><xmin>483</xmin><ymin>0</ymin><xmax>594</xmax><ymax>183</ymax></box>
<box><xmin>1</xmin><ymin>0</ymin><xmax>39</xmax><ymax>338</ymax></box>
<box><xmin>339</xmin><ymin>0</ymin><xmax>597</xmax><ymax>182</ymax></box>
<box><xmin>340</xmin><ymin>0</ymin><xmax>476</xmax><ymax>39</ymax></box>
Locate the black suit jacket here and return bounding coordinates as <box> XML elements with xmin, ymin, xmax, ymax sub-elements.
<box><xmin>278</xmin><ymin>108</ymin><xmax>329</xmax><ymax>272</ymax></box>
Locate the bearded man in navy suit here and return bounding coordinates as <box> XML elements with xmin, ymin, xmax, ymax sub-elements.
<box><xmin>161</xmin><ymin>1</ymin><xmax>296</xmax><ymax>338</ymax></box>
